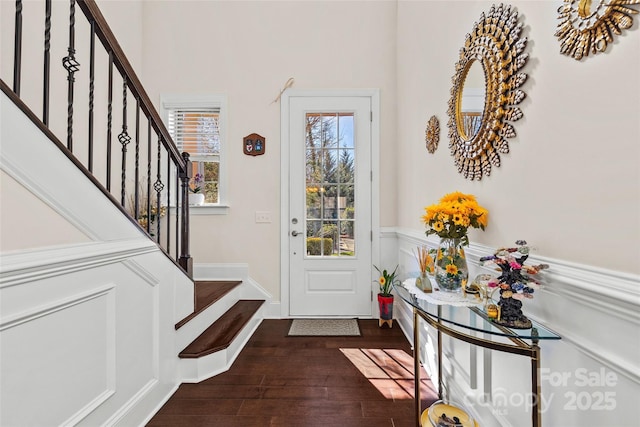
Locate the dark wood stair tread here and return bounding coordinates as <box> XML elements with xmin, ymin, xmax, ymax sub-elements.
<box><xmin>175</xmin><ymin>281</ymin><xmax>242</xmax><ymax>330</ymax></box>
<box><xmin>179</xmin><ymin>300</ymin><xmax>264</xmax><ymax>359</ymax></box>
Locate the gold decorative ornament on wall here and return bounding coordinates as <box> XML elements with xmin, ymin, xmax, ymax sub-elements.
<box><xmin>447</xmin><ymin>4</ymin><xmax>529</xmax><ymax>180</ymax></box>
<box><xmin>425</xmin><ymin>116</ymin><xmax>440</xmax><ymax>154</ymax></box>
<box><xmin>555</xmin><ymin>0</ymin><xmax>639</xmax><ymax>60</ymax></box>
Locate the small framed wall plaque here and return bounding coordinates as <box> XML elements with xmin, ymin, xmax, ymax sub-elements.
<box><xmin>243</xmin><ymin>133</ymin><xmax>266</xmax><ymax>156</ymax></box>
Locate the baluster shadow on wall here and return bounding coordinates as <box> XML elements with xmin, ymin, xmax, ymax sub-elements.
<box><xmin>1</xmin><ymin>0</ymin><xmax>192</xmax><ymax>277</ymax></box>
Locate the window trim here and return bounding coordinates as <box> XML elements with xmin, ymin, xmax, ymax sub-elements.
<box><xmin>160</xmin><ymin>94</ymin><xmax>229</xmax><ymax>213</ymax></box>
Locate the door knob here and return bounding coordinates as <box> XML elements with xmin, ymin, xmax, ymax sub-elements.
<box><xmin>291</xmin><ymin>230</ymin><xmax>301</xmax><ymax>237</ymax></box>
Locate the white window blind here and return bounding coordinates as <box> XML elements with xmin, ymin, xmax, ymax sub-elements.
<box><xmin>167</xmin><ymin>109</ymin><xmax>221</xmax><ymax>158</ymax></box>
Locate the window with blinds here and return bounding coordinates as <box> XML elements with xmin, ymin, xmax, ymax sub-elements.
<box><xmin>162</xmin><ymin>95</ymin><xmax>227</xmax><ymax>206</ymax></box>
<box><xmin>167</xmin><ymin>109</ymin><xmax>221</xmax><ymax>159</ymax></box>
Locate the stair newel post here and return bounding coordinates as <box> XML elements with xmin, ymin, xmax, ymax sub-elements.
<box><xmin>179</xmin><ymin>152</ymin><xmax>193</xmax><ymax>277</ymax></box>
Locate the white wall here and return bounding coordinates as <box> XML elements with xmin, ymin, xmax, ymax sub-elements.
<box><xmin>396</xmin><ymin>0</ymin><xmax>640</xmax><ymax>275</ymax></box>
<box><xmin>138</xmin><ymin>0</ymin><xmax>399</xmax><ymax>301</ymax></box>
<box><xmin>0</xmin><ymin>171</ymin><xmax>91</xmax><ymax>251</ymax></box>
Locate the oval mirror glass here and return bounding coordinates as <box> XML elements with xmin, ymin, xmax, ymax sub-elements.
<box><xmin>458</xmin><ymin>60</ymin><xmax>486</xmax><ymax>140</ymax></box>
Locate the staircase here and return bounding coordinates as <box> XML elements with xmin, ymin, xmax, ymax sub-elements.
<box><xmin>175</xmin><ymin>281</ymin><xmax>265</xmax><ymax>383</ymax></box>
<box><xmin>1</xmin><ymin>1</ymin><xmax>267</xmax><ymax>424</ymax></box>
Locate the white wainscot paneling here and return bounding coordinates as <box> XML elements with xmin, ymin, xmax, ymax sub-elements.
<box><xmin>0</xmin><ymin>241</ymin><xmax>176</xmax><ymax>427</ymax></box>
<box><xmin>80</xmin><ymin>259</ymin><xmax>162</xmax><ymax>427</ymax></box>
<box><xmin>0</xmin><ymin>285</ymin><xmax>116</xmax><ymax>427</ymax></box>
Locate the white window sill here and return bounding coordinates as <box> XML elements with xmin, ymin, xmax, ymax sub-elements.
<box><xmin>168</xmin><ymin>204</ymin><xmax>230</xmax><ymax>215</ymax></box>
<box><xmin>188</xmin><ymin>204</ymin><xmax>230</xmax><ymax>215</ymax></box>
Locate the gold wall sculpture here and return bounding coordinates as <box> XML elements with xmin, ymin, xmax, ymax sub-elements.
<box><xmin>556</xmin><ymin>0</ymin><xmax>639</xmax><ymax>60</ymax></box>
<box><xmin>446</xmin><ymin>4</ymin><xmax>529</xmax><ymax>181</ymax></box>
<box><xmin>425</xmin><ymin>116</ymin><xmax>440</xmax><ymax>154</ymax></box>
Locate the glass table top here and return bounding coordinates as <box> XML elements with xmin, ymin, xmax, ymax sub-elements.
<box><xmin>393</xmin><ymin>281</ymin><xmax>561</xmax><ymax>341</ymax></box>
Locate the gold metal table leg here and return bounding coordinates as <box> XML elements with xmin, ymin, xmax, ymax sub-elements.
<box><xmin>531</xmin><ymin>329</ymin><xmax>541</xmax><ymax>427</ymax></box>
<box><xmin>437</xmin><ymin>305</ymin><xmax>443</xmax><ymax>400</ymax></box>
<box><xmin>413</xmin><ymin>308</ymin><xmax>421</xmax><ymax>427</ymax></box>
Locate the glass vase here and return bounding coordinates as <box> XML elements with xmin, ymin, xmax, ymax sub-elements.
<box><xmin>416</xmin><ymin>271</ymin><xmax>432</xmax><ymax>293</ymax></box>
<box><xmin>434</xmin><ymin>238</ymin><xmax>469</xmax><ymax>292</ymax></box>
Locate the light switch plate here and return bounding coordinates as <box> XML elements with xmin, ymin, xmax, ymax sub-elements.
<box><xmin>255</xmin><ymin>211</ymin><xmax>271</xmax><ymax>223</ymax></box>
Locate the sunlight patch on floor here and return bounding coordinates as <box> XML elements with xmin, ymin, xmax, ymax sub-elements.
<box><xmin>340</xmin><ymin>348</ymin><xmax>437</xmax><ymax>400</ymax></box>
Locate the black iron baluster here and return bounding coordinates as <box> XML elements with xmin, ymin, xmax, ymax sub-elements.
<box><xmin>134</xmin><ymin>102</ymin><xmax>140</xmax><ymax>220</ymax></box>
<box><xmin>63</xmin><ymin>0</ymin><xmax>81</xmax><ymax>151</ymax></box>
<box><xmin>106</xmin><ymin>52</ymin><xmax>113</xmax><ymax>191</ymax></box>
<box><xmin>146</xmin><ymin>124</ymin><xmax>152</xmax><ymax>234</ymax></box>
<box><xmin>88</xmin><ymin>18</ymin><xmax>95</xmax><ymax>172</ymax></box>
<box><xmin>13</xmin><ymin>0</ymin><xmax>23</xmax><ymax>95</ymax></box>
<box><xmin>175</xmin><ymin>171</ymin><xmax>180</xmax><ymax>261</ymax></box>
<box><xmin>166</xmin><ymin>155</ymin><xmax>171</xmax><ymax>253</ymax></box>
<box><xmin>154</xmin><ymin>138</ymin><xmax>165</xmax><ymax>242</ymax></box>
<box><xmin>119</xmin><ymin>78</ymin><xmax>131</xmax><ymax>206</ymax></box>
<box><xmin>43</xmin><ymin>0</ymin><xmax>52</xmax><ymax>124</ymax></box>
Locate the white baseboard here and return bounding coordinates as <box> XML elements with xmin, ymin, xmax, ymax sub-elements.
<box><xmin>193</xmin><ymin>262</ymin><xmax>272</xmax><ymax>306</ymax></box>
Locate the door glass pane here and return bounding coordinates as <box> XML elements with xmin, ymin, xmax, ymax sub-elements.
<box><xmin>322</xmin><ymin>185</ymin><xmax>338</xmax><ymax>219</ymax></box>
<box><xmin>338</xmin><ymin>114</ymin><xmax>354</xmax><ymax>148</ymax></box>
<box><xmin>305</xmin><ymin>112</ymin><xmax>355</xmax><ymax>257</ymax></box>
<box><xmin>306</xmin><ymin>185</ymin><xmax>321</xmax><ymax>219</ymax></box>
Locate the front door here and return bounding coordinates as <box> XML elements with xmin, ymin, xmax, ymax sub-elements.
<box><xmin>285</xmin><ymin>94</ymin><xmax>373</xmax><ymax>317</ymax></box>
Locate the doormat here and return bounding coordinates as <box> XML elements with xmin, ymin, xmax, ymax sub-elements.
<box><xmin>287</xmin><ymin>319</ymin><xmax>361</xmax><ymax>337</ymax></box>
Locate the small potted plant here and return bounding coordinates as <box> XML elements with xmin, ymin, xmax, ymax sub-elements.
<box><xmin>374</xmin><ymin>265</ymin><xmax>400</xmax><ymax>328</ymax></box>
<box><xmin>188</xmin><ymin>173</ymin><xmax>205</xmax><ymax>206</ymax></box>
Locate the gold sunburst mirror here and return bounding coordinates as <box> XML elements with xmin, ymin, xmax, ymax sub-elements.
<box><xmin>447</xmin><ymin>4</ymin><xmax>529</xmax><ymax>180</ymax></box>
<box><xmin>556</xmin><ymin>0</ymin><xmax>640</xmax><ymax>60</ymax></box>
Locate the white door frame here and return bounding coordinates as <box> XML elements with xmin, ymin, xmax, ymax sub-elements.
<box><xmin>280</xmin><ymin>89</ymin><xmax>381</xmax><ymax>318</ymax></box>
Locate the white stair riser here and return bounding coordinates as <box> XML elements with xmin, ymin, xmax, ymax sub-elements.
<box><xmin>179</xmin><ymin>306</ymin><xmax>264</xmax><ymax>383</ymax></box>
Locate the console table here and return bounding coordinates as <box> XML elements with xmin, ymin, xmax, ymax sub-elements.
<box><xmin>393</xmin><ymin>282</ymin><xmax>561</xmax><ymax>427</ymax></box>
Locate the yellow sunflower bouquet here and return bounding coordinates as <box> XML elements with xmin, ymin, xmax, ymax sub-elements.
<box><xmin>421</xmin><ymin>191</ymin><xmax>488</xmax><ymax>246</ymax></box>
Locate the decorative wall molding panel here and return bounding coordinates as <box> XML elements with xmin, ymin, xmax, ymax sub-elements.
<box><xmin>0</xmin><ymin>239</ymin><xmax>157</xmax><ymax>288</ymax></box>
<box><xmin>0</xmin><ymin>248</ymin><xmax>188</xmax><ymax>427</ymax></box>
<box><xmin>1</xmin><ymin>284</ymin><xmax>116</xmax><ymax>426</ymax></box>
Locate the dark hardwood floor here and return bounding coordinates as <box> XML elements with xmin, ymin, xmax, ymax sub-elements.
<box><xmin>147</xmin><ymin>319</ymin><xmax>437</xmax><ymax>427</ymax></box>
